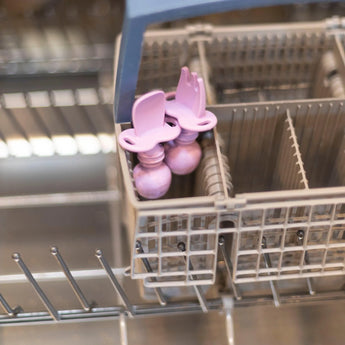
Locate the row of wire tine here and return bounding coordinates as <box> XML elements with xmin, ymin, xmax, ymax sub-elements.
<box><xmin>0</xmin><ymin>246</ymin><xmax>142</xmax><ymax>321</ymax></box>
<box><xmin>1</xmin><ymin>233</ymin><xmax>316</xmax><ymax>321</ymax></box>
<box><xmin>0</xmin><ymin>240</ymin><xmax>223</xmax><ymax>321</ymax></box>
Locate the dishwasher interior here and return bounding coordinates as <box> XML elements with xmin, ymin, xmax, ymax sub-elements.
<box><xmin>2</xmin><ymin>1</ymin><xmax>345</xmax><ymax>344</ymax></box>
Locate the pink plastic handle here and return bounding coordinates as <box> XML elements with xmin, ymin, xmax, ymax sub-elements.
<box><xmin>119</xmin><ymin>90</ymin><xmax>181</xmax><ymax>153</ymax></box>
<box><xmin>165</xmin><ymin>67</ymin><xmax>217</xmax><ymax>132</ymax></box>
<box><xmin>176</xmin><ymin>67</ymin><xmax>206</xmax><ymax>118</ymax></box>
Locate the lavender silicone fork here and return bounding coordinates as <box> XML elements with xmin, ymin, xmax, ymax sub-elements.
<box><xmin>165</xmin><ymin>67</ymin><xmax>217</xmax><ymax>175</ymax></box>
<box><xmin>118</xmin><ymin>90</ymin><xmax>181</xmax><ymax>199</ymax></box>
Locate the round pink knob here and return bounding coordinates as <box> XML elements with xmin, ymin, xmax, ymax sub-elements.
<box><xmin>133</xmin><ymin>162</ymin><xmax>171</xmax><ymax>199</ymax></box>
<box><xmin>165</xmin><ymin>137</ymin><xmax>202</xmax><ymax>175</ymax></box>
<box><xmin>132</xmin><ymin>144</ymin><xmax>171</xmax><ymax>199</ymax></box>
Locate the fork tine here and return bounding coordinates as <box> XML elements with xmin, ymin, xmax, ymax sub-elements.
<box><xmin>179</xmin><ymin>66</ymin><xmax>189</xmax><ymax>85</ymax></box>
<box><xmin>191</xmin><ymin>72</ymin><xmax>199</xmax><ymax>90</ymax></box>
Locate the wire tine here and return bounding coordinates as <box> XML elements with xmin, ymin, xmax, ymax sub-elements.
<box><xmin>76</xmin><ymin>102</ymin><xmax>98</xmax><ymax>136</ymax></box>
<box><xmin>51</xmin><ymin>246</ymin><xmax>93</xmax><ymax>311</ymax></box>
<box><xmin>268</xmin><ymin>279</ymin><xmax>281</xmax><ymax>308</ymax></box>
<box><xmin>296</xmin><ymin>230</ymin><xmax>315</xmax><ymax>295</ymax></box>
<box><xmin>0</xmin><ymin>293</ymin><xmax>22</xmax><ymax>317</ymax></box>
<box><xmin>24</xmin><ymin>92</ymin><xmax>54</xmax><ymax>141</ymax></box>
<box><xmin>95</xmin><ymin>249</ymin><xmax>133</xmax><ymax>316</ymax></box>
<box><xmin>135</xmin><ymin>241</ymin><xmax>167</xmax><ymax>306</ymax></box>
<box><xmin>261</xmin><ymin>238</ymin><xmax>281</xmax><ymax>307</ymax></box>
<box><xmin>119</xmin><ymin>313</ymin><xmax>128</xmax><ymax>345</ymax></box>
<box><xmin>0</xmin><ymin>103</ymin><xmax>29</xmax><ymax>141</ymax></box>
<box><xmin>218</xmin><ymin>236</ymin><xmax>241</xmax><ymax>300</ymax></box>
<box><xmin>192</xmin><ymin>285</ymin><xmax>208</xmax><ymax>313</ymax></box>
<box><xmin>306</xmin><ymin>277</ymin><xmax>315</xmax><ymax>296</ymax></box>
<box><xmin>178</xmin><ymin>242</ymin><xmax>208</xmax><ymax>313</ymax></box>
<box><xmin>222</xmin><ymin>296</ymin><xmax>235</xmax><ymax>345</ymax></box>
<box><xmin>12</xmin><ymin>253</ymin><xmax>60</xmax><ymax>321</ymax></box>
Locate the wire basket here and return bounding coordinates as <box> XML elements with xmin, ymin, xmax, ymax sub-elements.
<box><xmin>116</xmin><ymin>20</ymin><xmax>345</xmax><ymax>292</ymax></box>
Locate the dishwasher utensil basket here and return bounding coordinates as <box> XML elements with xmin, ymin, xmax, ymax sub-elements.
<box><xmin>115</xmin><ymin>20</ymin><xmax>345</xmax><ymax>291</ymax></box>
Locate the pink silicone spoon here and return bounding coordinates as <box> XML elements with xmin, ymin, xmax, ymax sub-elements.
<box><xmin>164</xmin><ymin>67</ymin><xmax>217</xmax><ymax>175</ymax></box>
<box><xmin>118</xmin><ymin>90</ymin><xmax>181</xmax><ymax>199</ymax></box>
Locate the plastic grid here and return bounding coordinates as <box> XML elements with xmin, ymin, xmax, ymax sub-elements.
<box><xmin>131</xmin><ymin>191</ymin><xmax>345</xmax><ymax>287</ymax></box>
<box><xmin>273</xmin><ymin>110</ymin><xmax>309</xmax><ymax>191</ymax></box>
<box><xmin>136</xmin><ymin>22</ymin><xmax>336</xmax><ymax>104</ymax></box>
<box><xmin>205</xmin><ymin>28</ymin><xmax>333</xmax><ymax>103</ymax></box>
<box><xmin>214</xmin><ymin>99</ymin><xmax>345</xmax><ymax>193</ymax></box>
<box><xmin>232</xmin><ymin>199</ymin><xmax>345</xmax><ymax>283</ymax></box>
<box><xmin>133</xmin><ymin>211</ymin><xmax>219</xmax><ymax>287</ymax></box>
<box><xmin>137</xmin><ymin>30</ymin><xmax>198</xmax><ymax>95</ymax></box>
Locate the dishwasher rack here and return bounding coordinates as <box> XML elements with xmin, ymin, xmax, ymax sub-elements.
<box><xmin>116</xmin><ymin>17</ymin><xmax>345</xmax><ymax>304</ymax></box>
<box><xmin>1</xmin><ymin>18</ymin><xmax>345</xmax><ymax>317</ymax></box>
<box><xmin>1</xmin><ymin>3</ymin><xmax>345</xmax><ymax>345</ymax></box>
<box><xmin>0</xmin><ymin>0</ymin><xmax>121</xmax><ymax>76</ymax></box>
<box><xmin>0</xmin><ymin>86</ymin><xmax>114</xmax><ymax>157</ymax></box>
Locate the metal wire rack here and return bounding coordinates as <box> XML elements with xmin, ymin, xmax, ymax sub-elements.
<box><xmin>0</xmin><ymin>0</ymin><xmax>121</xmax><ymax>76</ymax></box>
<box><xmin>2</xmin><ymin>238</ymin><xmax>345</xmax><ymax>323</ymax></box>
<box><xmin>0</xmin><ymin>87</ymin><xmax>114</xmax><ymax>157</ymax></box>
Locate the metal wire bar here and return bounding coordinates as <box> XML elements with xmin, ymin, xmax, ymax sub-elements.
<box><xmin>0</xmin><ymin>268</ymin><xmax>127</xmax><ymax>285</ymax></box>
<box><xmin>0</xmin><ymin>190</ymin><xmax>119</xmax><ymax>209</ymax></box>
<box><xmin>191</xmin><ymin>282</ymin><xmax>208</xmax><ymax>313</ymax></box>
<box><xmin>106</xmin><ymin>156</ymin><xmax>124</xmax><ymax>267</ymax></box>
<box><xmin>51</xmin><ymin>247</ymin><xmax>93</xmax><ymax>311</ymax></box>
<box><xmin>261</xmin><ymin>238</ymin><xmax>281</xmax><ymax>307</ymax></box>
<box><xmin>48</xmin><ymin>100</ymin><xmax>76</xmax><ymax>137</ymax></box>
<box><xmin>177</xmin><ymin>242</ymin><xmax>208</xmax><ymax>313</ymax></box>
<box><xmin>1</xmin><ymin>289</ymin><xmax>345</xmax><ymax>326</ymax></box>
<box><xmin>0</xmin><ymin>294</ymin><xmax>22</xmax><ymax>317</ymax></box>
<box><xmin>222</xmin><ymin>296</ymin><xmax>235</xmax><ymax>345</ymax></box>
<box><xmin>77</xmin><ymin>105</ymin><xmax>99</xmax><ymax>136</ymax></box>
<box><xmin>12</xmin><ymin>253</ymin><xmax>60</xmax><ymax>321</ymax></box>
<box><xmin>296</xmin><ymin>230</ymin><xmax>315</xmax><ymax>295</ymax></box>
<box><xmin>119</xmin><ymin>313</ymin><xmax>128</xmax><ymax>345</ymax></box>
<box><xmin>225</xmin><ymin>309</ymin><xmax>235</xmax><ymax>345</ymax></box>
<box><xmin>95</xmin><ymin>250</ymin><xmax>133</xmax><ymax>316</ymax></box>
<box><xmin>0</xmin><ymin>106</ymin><xmax>30</xmax><ymax>141</ymax></box>
<box><xmin>135</xmin><ymin>241</ymin><xmax>167</xmax><ymax>306</ymax></box>
<box><xmin>218</xmin><ymin>236</ymin><xmax>241</xmax><ymax>300</ymax></box>
<box><xmin>0</xmin><ymin>299</ymin><xmax>223</xmax><ymax>326</ymax></box>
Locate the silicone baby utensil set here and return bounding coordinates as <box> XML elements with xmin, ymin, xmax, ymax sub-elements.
<box><xmin>118</xmin><ymin>67</ymin><xmax>217</xmax><ymax>199</ymax></box>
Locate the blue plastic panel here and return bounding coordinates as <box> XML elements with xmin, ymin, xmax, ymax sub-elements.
<box><xmin>114</xmin><ymin>0</ymin><xmax>330</xmax><ymax>123</ymax></box>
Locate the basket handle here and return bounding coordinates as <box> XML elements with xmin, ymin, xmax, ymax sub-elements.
<box><xmin>114</xmin><ymin>0</ymin><xmax>326</xmax><ymax>123</ymax></box>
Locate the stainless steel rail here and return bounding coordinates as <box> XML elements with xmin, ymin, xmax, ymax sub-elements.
<box><xmin>1</xmin><ymin>240</ymin><xmax>345</xmax><ymax>326</ymax></box>
<box><xmin>2</xmin><ymin>290</ymin><xmax>345</xmax><ymax>326</ymax></box>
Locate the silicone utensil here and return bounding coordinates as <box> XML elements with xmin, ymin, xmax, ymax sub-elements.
<box><xmin>119</xmin><ymin>90</ymin><xmax>181</xmax><ymax>199</ymax></box>
<box><xmin>164</xmin><ymin>67</ymin><xmax>217</xmax><ymax>175</ymax></box>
